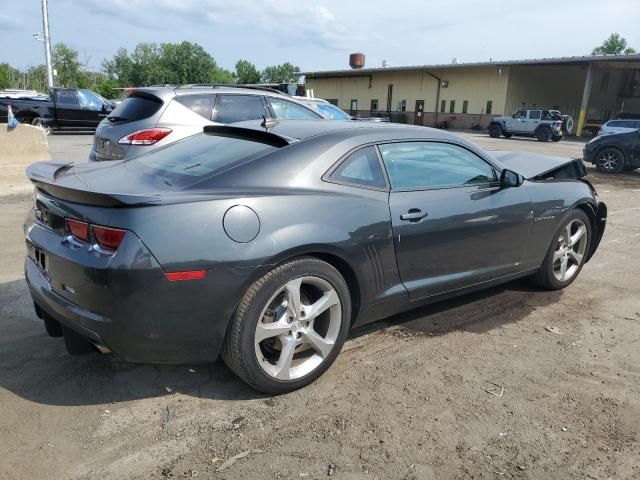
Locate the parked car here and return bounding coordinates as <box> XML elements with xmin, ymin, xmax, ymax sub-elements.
<box><xmin>25</xmin><ymin>121</ymin><xmax>606</xmax><ymax>393</ymax></box>
<box><xmin>597</xmin><ymin>118</ymin><xmax>640</xmax><ymax>136</ymax></box>
<box><xmin>583</xmin><ymin>129</ymin><xmax>640</xmax><ymax>173</ymax></box>
<box><xmin>0</xmin><ymin>87</ymin><xmax>116</xmax><ymax>132</ymax></box>
<box><xmin>90</xmin><ymin>85</ymin><xmax>322</xmax><ymax>161</ymax></box>
<box><xmin>488</xmin><ymin>109</ymin><xmax>574</xmax><ymax>142</ymax></box>
<box><xmin>295</xmin><ymin>96</ymin><xmax>389</xmax><ymax>122</ymax></box>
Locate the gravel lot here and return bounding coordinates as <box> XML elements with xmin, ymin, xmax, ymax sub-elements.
<box><xmin>1</xmin><ymin>132</ymin><xmax>639</xmax><ymax>480</ymax></box>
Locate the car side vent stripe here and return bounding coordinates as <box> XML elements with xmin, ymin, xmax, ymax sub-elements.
<box><xmin>365</xmin><ymin>244</ymin><xmax>385</xmax><ymax>291</ymax></box>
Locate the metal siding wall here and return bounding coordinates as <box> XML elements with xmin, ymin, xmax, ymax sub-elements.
<box><xmin>306</xmin><ymin>66</ymin><xmax>510</xmax><ymax>115</ymax></box>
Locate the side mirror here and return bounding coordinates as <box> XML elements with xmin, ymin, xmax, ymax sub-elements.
<box><xmin>500</xmin><ymin>169</ymin><xmax>524</xmax><ymax>188</ymax></box>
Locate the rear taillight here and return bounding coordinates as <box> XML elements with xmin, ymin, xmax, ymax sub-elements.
<box><xmin>92</xmin><ymin>225</ymin><xmax>126</xmax><ymax>251</ymax></box>
<box><xmin>118</xmin><ymin>128</ymin><xmax>172</xmax><ymax>145</ymax></box>
<box><xmin>65</xmin><ymin>218</ymin><xmax>126</xmax><ymax>251</ymax></box>
<box><xmin>65</xmin><ymin>219</ymin><xmax>89</xmax><ymax>242</ymax></box>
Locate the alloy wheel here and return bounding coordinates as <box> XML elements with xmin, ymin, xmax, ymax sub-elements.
<box><xmin>254</xmin><ymin>276</ymin><xmax>342</xmax><ymax>381</ymax></box>
<box><xmin>552</xmin><ymin>219</ymin><xmax>588</xmax><ymax>282</ymax></box>
<box><xmin>598</xmin><ymin>151</ymin><xmax>620</xmax><ymax>172</ymax></box>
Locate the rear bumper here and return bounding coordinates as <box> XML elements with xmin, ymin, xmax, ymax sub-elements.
<box><xmin>25</xmin><ymin>222</ymin><xmax>258</xmax><ymax>363</ymax></box>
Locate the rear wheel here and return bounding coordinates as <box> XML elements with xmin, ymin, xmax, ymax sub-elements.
<box><xmin>222</xmin><ymin>257</ymin><xmax>351</xmax><ymax>394</ymax></box>
<box><xmin>43</xmin><ymin>312</ymin><xmax>63</xmax><ymax>337</ymax></box>
<box><xmin>595</xmin><ymin>148</ymin><xmax>625</xmax><ymax>174</ymax></box>
<box><xmin>533</xmin><ymin>210</ymin><xmax>591</xmax><ymax>290</ymax></box>
<box><xmin>63</xmin><ymin>327</ymin><xmax>96</xmax><ymax>355</ymax></box>
<box><xmin>536</xmin><ymin>127</ymin><xmax>552</xmax><ymax>142</ymax></box>
<box><xmin>32</xmin><ymin>117</ymin><xmax>52</xmax><ymax>135</ymax></box>
<box><xmin>488</xmin><ymin>124</ymin><xmax>502</xmax><ymax>138</ymax></box>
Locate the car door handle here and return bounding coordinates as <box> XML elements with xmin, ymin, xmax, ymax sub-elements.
<box><xmin>400</xmin><ymin>209</ymin><xmax>428</xmax><ymax>222</ymax></box>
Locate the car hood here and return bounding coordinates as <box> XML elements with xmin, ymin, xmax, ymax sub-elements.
<box><xmin>490</xmin><ymin>151</ymin><xmax>586</xmax><ymax>180</ymax></box>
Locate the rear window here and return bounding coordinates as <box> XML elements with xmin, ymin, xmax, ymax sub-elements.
<box><xmin>108</xmin><ymin>94</ymin><xmax>163</xmax><ymax>123</ymax></box>
<box><xmin>125</xmin><ymin>133</ymin><xmax>277</xmax><ymax>186</ymax></box>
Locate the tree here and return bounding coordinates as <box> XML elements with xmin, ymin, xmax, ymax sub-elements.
<box><xmin>261</xmin><ymin>62</ymin><xmax>301</xmax><ymax>83</ymax></box>
<box><xmin>101</xmin><ymin>41</ymin><xmax>232</xmax><ymax>86</ymax></box>
<box><xmin>102</xmin><ymin>48</ymin><xmax>135</xmax><ymax>86</ymax></box>
<box><xmin>94</xmin><ymin>78</ymin><xmax>119</xmax><ymax>99</ymax></box>
<box><xmin>0</xmin><ymin>63</ymin><xmax>17</xmax><ymax>89</ymax></box>
<box><xmin>592</xmin><ymin>33</ymin><xmax>636</xmax><ymax>55</ymax></box>
<box><xmin>160</xmin><ymin>41</ymin><xmax>218</xmax><ymax>84</ymax></box>
<box><xmin>52</xmin><ymin>42</ymin><xmax>88</xmax><ymax>87</ymax></box>
<box><xmin>235</xmin><ymin>59</ymin><xmax>261</xmax><ymax>84</ymax></box>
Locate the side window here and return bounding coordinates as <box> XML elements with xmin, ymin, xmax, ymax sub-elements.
<box><xmin>78</xmin><ymin>89</ymin><xmax>103</xmax><ymax>110</ymax></box>
<box><xmin>529</xmin><ymin>110</ymin><xmax>542</xmax><ymax>120</ymax></box>
<box><xmin>513</xmin><ymin>110</ymin><xmax>526</xmax><ymax>119</ymax></box>
<box><xmin>56</xmin><ymin>90</ymin><xmax>80</xmax><ymax>105</ymax></box>
<box><xmin>215</xmin><ymin>95</ymin><xmax>267</xmax><ymax>123</ymax></box>
<box><xmin>269</xmin><ymin>98</ymin><xmax>319</xmax><ymax>119</ymax></box>
<box><xmin>379</xmin><ymin>142</ymin><xmax>497</xmax><ymax>190</ymax></box>
<box><xmin>608</xmin><ymin>121</ymin><xmax>622</xmax><ymax>127</ymax></box>
<box><xmin>328</xmin><ymin>146</ymin><xmax>386</xmax><ymax>189</ymax></box>
<box><xmin>176</xmin><ymin>94</ymin><xmax>216</xmax><ymax>119</ymax></box>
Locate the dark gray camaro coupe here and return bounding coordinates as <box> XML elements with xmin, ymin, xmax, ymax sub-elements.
<box><xmin>25</xmin><ymin>120</ymin><xmax>606</xmax><ymax>393</ymax></box>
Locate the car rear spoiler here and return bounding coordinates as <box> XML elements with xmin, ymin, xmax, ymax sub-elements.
<box><xmin>26</xmin><ymin>161</ymin><xmax>161</xmax><ymax>207</ymax></box>
<box><xmin>203</xmin><ymin>125</ymin><xmax>292</xmax><ymax>148</ymax></box>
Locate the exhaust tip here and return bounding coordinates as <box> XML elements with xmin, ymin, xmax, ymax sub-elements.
<box><xmin>93</xmin><ymin>343</ymin><xmax>111</xmax><ymax>354</ymax></box>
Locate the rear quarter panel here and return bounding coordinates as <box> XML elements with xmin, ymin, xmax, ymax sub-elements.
<box><xmin>118</xmin><ymin>187</ymin><xmax>401</xmax><ymax>310</ymax></box>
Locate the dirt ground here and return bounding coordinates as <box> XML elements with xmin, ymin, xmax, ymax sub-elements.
<box><xmin>1</xmin><ymin>133</ymin><xmax>639</xmax><ymax>480</ymax></box>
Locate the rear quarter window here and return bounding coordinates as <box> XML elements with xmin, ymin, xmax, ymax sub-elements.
<box><xmin>108</xmin><ymin>94</ymin><xmax>163</xmax><ymax>122</ymax></box>
<box><xmin>175</xmin><ymin>94</ymin><xmax>216</xmax><ymax>119</ymax></box>
<box><xmin>125</xmin><ymin>133</ymin><xmax>277</xmax><ymax>187</ymax></box>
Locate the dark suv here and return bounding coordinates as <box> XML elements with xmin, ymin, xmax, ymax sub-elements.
<box><xmin>90</xmin><ymin>85</ymin><xmax>322</xmax><ymax>161</ymax></box>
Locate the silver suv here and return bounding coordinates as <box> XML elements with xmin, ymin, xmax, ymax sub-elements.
<box><xmin>488</xmin><ymin>109</ymin><xmax>574</xmax><ymax>142</ymax></box>
<box><xmin>90</xmin><ymin>85</ymin><xmax>322</xmax><ymax>161</ymax></box>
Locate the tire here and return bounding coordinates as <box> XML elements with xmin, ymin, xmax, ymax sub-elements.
<box><xmin>31</xmin><ymin>117</ymin><xmax>52</xmax><ymax>135</ymax></box>
<box><xmin>551</xmin><ymin>135</ymin><xmax>563</xmax><ymax>142</ymax></box>
<box><xmin>43</xmin><ymin>312</ymin><xmax>63</xmax><ymax>337</ymax></box>
<box><xmin>488</xmin><ymin>124</ymin><xmax>502</xmax><ymax>138</ymax></box>
<box><xmin>533</xmin><ymin>209</ymin><xmax>591</xmax><ymax>290</ymax></box>
<box><xmin>503</xmin><ymin>132</ymin><xmax>513</xmax><ymax>139</ymax></box>
<box><xmin>595</xmin><ymin>148</ymin><xmax>625</xmax><ymax>174</ymax></box>
<box><xmin>63</xmin><ymin>327</ymin><xmax>96</xmax><ymax>355</ymax></box>
<box><xmin>536</xmin><ymin>127</ymin><xmax>552</xmax><ymax>142</ymax></box>
<box><xmin>221</xmin><ymin>256</ymin><xmax>351</xmax><ymax>394</ymax></box>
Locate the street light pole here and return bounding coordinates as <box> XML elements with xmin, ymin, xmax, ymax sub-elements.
<box><xmin>41</xmin><ymin>0</ymin><xmax>54</xmax><ymax>88</ymax></box>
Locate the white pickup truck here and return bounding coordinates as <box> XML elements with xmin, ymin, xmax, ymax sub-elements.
<box><xmin>488</xmin><ymin>109</ymin><xmax>574</xmax><ymax>142</ymax></box>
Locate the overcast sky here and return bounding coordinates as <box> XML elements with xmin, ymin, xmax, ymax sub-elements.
<box><xmin>1</xmin><ymin>0</ymin><xmax>638</xmax><ymax>72</ymax></box>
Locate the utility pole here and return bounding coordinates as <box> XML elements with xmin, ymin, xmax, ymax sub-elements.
<box><xmin>41</xmin><ymin>0</ymin><xmax>54</xmax><ymax>88</ymax></box>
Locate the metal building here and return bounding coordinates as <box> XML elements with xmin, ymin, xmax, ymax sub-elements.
<box><xmin>303</xmin><ymin>55</ymin><xmax>640</xmax><ymax>136</ymax></box>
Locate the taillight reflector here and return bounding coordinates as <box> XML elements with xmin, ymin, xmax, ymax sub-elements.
<box><xmin>66</xmin><ymin>219</ymin><xmax>89</xmax><ymax>242</ymax></box>
<box><xmin>118</xmin><ymin>128</ymin><xmax>172</xmax><ymax>145</ymax></box>
<box><xmin>92</xmin><ymin>225</ymin><xmax>126</xmax><ymax>250</ymax></box>
<box><xmin>165</xmin><ymin>270</ymin><xmax>206</xmax><ymax>282</ymax></box>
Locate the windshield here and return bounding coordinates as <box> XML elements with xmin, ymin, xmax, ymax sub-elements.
<box><xmin>125</xmin><ymin>133</ymin><xmax>277</xmax><ymax>187</ymax></box>
<box><xmin>315</xmin><ymin>103</ymin><xmax>351</xmax><ymax>120</ymax></box>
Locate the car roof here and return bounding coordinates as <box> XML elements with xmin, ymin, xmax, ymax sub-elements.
<box><xmin>130</xmin><ymin>85</ymin><xmax>291</xmax><ymax>100</ymax></box>
<box><xmin>228</xmin><ymin>119</ymin><xmax>462</xmax><ymax>143</ymax></box>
